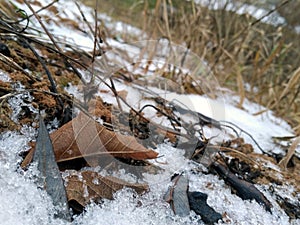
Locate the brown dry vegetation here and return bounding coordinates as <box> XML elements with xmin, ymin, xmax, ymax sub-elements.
<box><xmin>82</xmin><ymin>0</ymin><xmax>300</xmax><ymax>135</ymax></box>
<box><xmin>0</xmin><ymin>0</ymin><xmax>299</xmax><ymax>220</ymax></box>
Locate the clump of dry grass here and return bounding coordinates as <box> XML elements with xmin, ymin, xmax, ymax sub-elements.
<box><xmin>134</xmin><ymin>0</ymin><xmax>300</xmax><ymax>134</ymax></box>
<box><xmin>4</xmin><ymin>0</ymin><xmax>300</xmax><ymax>134</ymax></box>
<box><xmin>64</xmin><ymin>0</ymin><xmax>300</xmax><ymax>135</ymax></box>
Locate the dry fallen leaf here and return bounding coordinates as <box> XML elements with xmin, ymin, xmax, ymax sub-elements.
<box><xmin>66</xmin><ymin>170</ymin><xmax>148</xmax><ymax>207</ymax></box>
<box><xmin>54</xmin><ymin>112</ymin><xmax>158</xmax><ymax>161</ymax></box>
<box><xmin>164</xmin><ymin>174</ymin><xmax>190</xmax><ymax>217</ymax></box>
<box><xmin>22</xmin><ymin>112</ymin><xmax>158</xmax><ymax>168</ymax></box>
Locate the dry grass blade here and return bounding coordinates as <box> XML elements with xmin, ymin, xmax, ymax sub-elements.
<box><xmin>236</xmin><ymin>66</ymin><xmax>245</xmax><ymax>108</ymax></box>
<box><xmin>0</xmin><ymin>53</ymin><xmax>38</xmax><ymax>81</ymax></box>
<box><xmin>278</xmin><ymin>136</ymin><xmax>300</xmax><ymax>169</ymax></box>
<box><xmin>162</xmin><ymin>0</ymin><xmax>171</xmax><ymax>40</ymax></box>
<box><xmin>272</xmin><ymin>67</ymin><xmax>300</xmax><ymax>108</ymax></box>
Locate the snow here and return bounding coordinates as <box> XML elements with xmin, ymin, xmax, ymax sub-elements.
<box><xmin>8</xmin><ymin>91</ymin><xmax>38</xmax><ymax>123</ymax></box>
<box><xmin>195</xmin><ymin>0</ymin><xmax>286</xmax><ymax>26</ymax></box>
<box><xmin>0</xmin><ymin>132</ymin><xmax>67</xmax><ymax>225</ymax></box>
<box><xmin>12</xmin><ymin>0</ymin><xmax>95</xmax><ymax>51</ymax></box>
<box><xmin>160</xmin><ymin>92</ymin><xmax>296</xmax><ymax>156</ymax></box>
<box><xmin>0</xmin><ymin>70</ymin><xmax>11</xmax><ymax>82</ymax></box>
<box><xmin>72</xmin><ymin>189</ymin><xmax>200</xmax><ymax>225</ymax></box>
<box><xmin>0</xmin><ymin>1</ymin><xmax>299</xmax><ymax>225</ymax></box>
<box><xmin>1</xmin><ymin>80</ymin><xmax>298</xmax><ymax>224</ymax></box>
<box><xmin>99</xmin><ymin>13</ymin><xmax>146</xmax><ymax>38</ymax></box>
<box><xmin>198</xmin><ymin>0</ymin><xmax>300</xmax><ymax>34</ymax></box>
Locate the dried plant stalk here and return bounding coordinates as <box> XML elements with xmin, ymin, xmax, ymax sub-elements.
<box><xmin>278</xmin><ymin>136</ymin><xmax>300</xmax><ymax>169</ymax></box>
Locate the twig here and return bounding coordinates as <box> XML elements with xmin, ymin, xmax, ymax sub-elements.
<box><xmin>0</xmin><ymin>52</ymin><xmax>39</xmax><ymax>81</ymax></box>
<box><xmin>220</xmin><ymin>120</ymin><xmax>269</xmax><ymax>155</ymax></box>
<box><xmin>92</xmin><ymin>3</ymin><xmax>98</xmax><ymax>63</ymax></box>
<box><xmin>229</xmin><ymin>0</ymin><xmax>291</xmax><ymax>46</ymax></box>
<box><xmin>23</xmin><ymin>0</ymin><xmax>86</xmax><ymax>84</ymax></box>
<box><xmin>74</xmin><ymin>0</ymin><xmax>103</xmax><ymax>59</ymax></box>
<box><xmin>94</xmin><ymin>74</ymin><xmax>191</xmax><ymax>138</ymax></box>
<box><xmin>138</xmin><ymin>104</ymin><xmax>181</xmax><ymax>130</ymax></box>
<box><xmin>215</xmin><ymin>146</ymin><xmax>261</xmax><ymax>167</ymax></box>
<box><xmin>18</xmin><ymin>0</ymin><xmax>59</xmax><ymax>22</ymax></box>
<box><xmin>278</xmin><ymin>136</ymin><xmax>300</xmax><ymax>169</ymax></box>
<box><xmin>109</xmin><ymin>77</ymin><xmax>123</xmax><ymax>112</ymax></box>
<box><xmin>219</xmin><ymin>124</ymin><xmax>239</xmax><ymax>137</ymax></box>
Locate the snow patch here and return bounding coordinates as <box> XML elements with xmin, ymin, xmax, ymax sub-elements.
<box><xmin>0</xmin><ymin>132</ymin><xmax>67</xmax><ymax>225</ymax></box>
<box><xmin>0</xmin><ymin>70</ymin><xmax>11</xmax><ymax>82</ymax></box>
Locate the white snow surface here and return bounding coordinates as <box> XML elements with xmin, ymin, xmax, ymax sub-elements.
<box><xmin>1</xmin><ymin>72</ymin><xmax>299</xmax><ymax>225</ymax></box>
<box><xmin>0</xmin><ymin>0</ymin><xmax>299</xmax><ymax>225</ymax></box>
<box><xmin>0</xmin><ymin>132</ymin><xmax>67</xmax><ymax>225</ymax></box>
<box><xmin>195</xmin><ymin>0</ymin><xmax>286</xmax><ymax>26</ymax></box>
<box><xmin>0</xmin><ymin>70</ymin><xmax>11</xmax><ymax>82</ymax></box>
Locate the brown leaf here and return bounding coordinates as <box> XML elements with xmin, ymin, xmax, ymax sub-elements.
<box><xmin>54</xmin><ymin>112</ymin><xmax>158</xmax><ymax>161</ymax></box>
<box><xmin>22</xmin><ymin>112</ymin><xmax>158</xmax><ymax>167</ymax></box>
<box><xmin>66</xmin><ymin>170</ymin><xmax>148</xmax><ymax>207</ymax></box>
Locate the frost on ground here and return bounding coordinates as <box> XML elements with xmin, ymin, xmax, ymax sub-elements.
<box><xmin>0</xmin><ymin>0</ymin><xmax>299</xmax><ymax>225</ymax></box>
<box><xmin>0</xmin><ymin>132</ymin><xmax>66</xmax><ymax>225</ymax></box>
<box><xmin>1</xmin><ymin>73</ymin><xmax>299</xmax><ymax>224</ymax></box>
<box><xmin>1</xmin><ymin>89</ymin><xmax>299</xmax><ymax>225</ymax></box>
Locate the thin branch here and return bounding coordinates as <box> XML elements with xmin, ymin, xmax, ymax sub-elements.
<box><xmin>23</xmin><ymin>0</ymin><xmax>86</xmax><ymax>84</ymax></box>
<box><xmin>220</xmin><ymin>120</ymin><xmax>269</xmax><ymax>155</ymax></box>
<box><xmin>230</xmin><ymin>0</ymin><xmax>291</xmax><ymax>45</ymax></box>
<box><xmin>18</xmin><ymin>0</ymin><xmax>59</xmax><ymax>22</ymax></box>
<box><xmin>92</xmin><ymin>0</ymin><xmax>99</xmax><ymax>63</ymax></box>
<box><xmin>75</xmin><ymin>1</ymin><xmax>102</xmax><ymax>53</ymax></box>
<box><xmin>0</xmin><ymin>52</ymin><xmax>39</xmax><ymax>81</ymax></box>
<box><xmin>109</xmin><ymin>77</ymin><xmax>123</xmax><ymax>112</ymax></box>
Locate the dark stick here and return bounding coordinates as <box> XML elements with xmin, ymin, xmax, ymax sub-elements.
<box><xmin>23</xmin><ymin>0</ymin><xmax>86</xmax><ymax>85</ymax></box>
<box><xmin>20</xmin><ymin>37</ymin><xmax>64</xmax><ymax>108</ymax></box>
<box><xmin>212</xmin><ymin>161</ymin><xmax>272</xmax><ymax>212</ymax></box>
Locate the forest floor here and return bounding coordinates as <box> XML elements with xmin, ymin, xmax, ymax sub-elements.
<box><xmin>0</xmin><ymin>0</ymin><xmax>299</xmax><ymax>225</ymax></box>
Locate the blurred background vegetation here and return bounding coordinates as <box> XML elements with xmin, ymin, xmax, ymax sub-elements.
<box><xmin>81</xmin><ymin>0</ymin><xmax>300</xmax><ymax>135</ymax></box>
